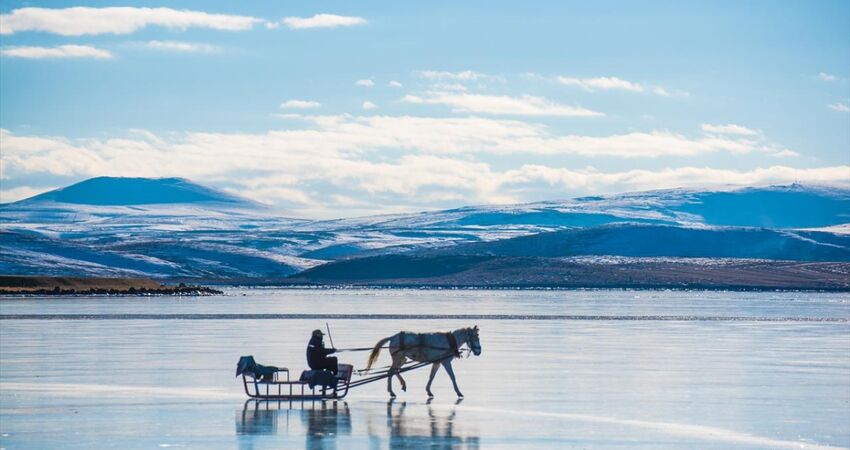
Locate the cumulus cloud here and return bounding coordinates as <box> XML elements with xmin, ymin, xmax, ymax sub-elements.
<box><xmin>1</xmin><ymin>125</ymin><xmax>837</xmax><ymax>217</ymax></box>
<box><xmin>361</xmin><ymin>101</ymin><xmax>378</xmax><ymax>110</ymax></box>
<box><xmin>402</xmin><ymin>92</ymin><xmax>604</xmax><ymax>117</ymax></box>
<box><xmin>281</xmin><ymin>14</ymin><xmax>366</xmax><ymax>29</ymax></box>
<box><xmin>0</xmin><ymin>116</ymin><xmax>794</xmax><ymax>170</ymax></box>
<box><xmin>700</xmin><ymin>123</ymin><xmax>759</xmax><ymax>136</ymax></box>
<box><xmin>0</xmin><ymin>44</ymin><xmax>112</xmax><ymax>59</ymax></box>
<box><xmin>818</xmin><ymin>72</ymin><xmax>837</xmax><ymax>82</ymax></box>
<box><xmin>828</xmin><ymin>102</ymin><xmax>849</xmax><ymax>112</ymax></box>
<box><xmin>280</xmin><ymin>100</ymin><xmax>321</xmax><ymax>109</ymax></box>
<box><xmin>355</xmin><ymin>79</ymin><xmax>375</xmax><ymax>87</ymax></box>
<box><xmin>0</xmin><ymin>7</ymin><xmax>262</xmax><ymax>36</ymax></box>
<box><xmin>141</xmin><ymin>40</ymin><xmax>217</xmax><ymax>53</ymax></box>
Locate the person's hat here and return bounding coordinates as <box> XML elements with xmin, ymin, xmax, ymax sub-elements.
<box><xmin>312</xmin><ymin>329</ymin><xmax>324</xmax><ymax>336</ymax></box>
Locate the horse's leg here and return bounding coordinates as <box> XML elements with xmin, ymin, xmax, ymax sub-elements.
<box><xmin>425</xmin><ymin>362</ymin><xmax>440</xmax><ymax>397</ymax></box>
<box><xmin>387</xmin><ymin>351</ymin><xmax>406</xmax><ymax>398</ymax></box>
<box><xmin>387</xmin><ymin>358</ymin><xmax>397</xmax><ymax>398</ymax></box>
<box><xmin>393</xmin><ymin>352</ymin><xmax>407</xmax><ymax>392</ymax></box>
<box><xmin>387</xmin><ymin>366</ymin><xmax>396</xmax><ymax>398</ymax></box>
<box><xmin>441</xmin><ymin>360</ymin><xmax>464</xmax><ymax>398</ymax></box>
<box><xmin>396</xmin><ymin>372</ymin><xmax>407</xmax><ymax>392</ymax></box>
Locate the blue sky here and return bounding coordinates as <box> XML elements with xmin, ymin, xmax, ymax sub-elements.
<box><xmin>1</xmin><ymin>1</ymin><xmax>848</xmax><ymax>218</ymax></box>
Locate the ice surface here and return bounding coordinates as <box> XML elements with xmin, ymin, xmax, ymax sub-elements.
<box><xmin>1</xmin><ymin>289</ymin><xmax>848</xmax><ymax>449</ymax></box>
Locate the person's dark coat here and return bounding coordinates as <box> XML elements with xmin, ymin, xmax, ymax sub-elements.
<box><xmin>307</xmin><ymin>335</ymin><xmax>338</xmax><ymax>373</ymax></box>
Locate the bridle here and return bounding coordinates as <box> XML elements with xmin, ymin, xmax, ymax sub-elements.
<box><xmin>464</xmin><ymin>327</ymin><xmax>481</xmax><ymax>356</ymax></box>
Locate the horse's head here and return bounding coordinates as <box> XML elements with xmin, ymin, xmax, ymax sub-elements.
<box><xmin>466</xmin><ymin>325</ymin><xmax>481</xmax><ymax>356</ymax></box>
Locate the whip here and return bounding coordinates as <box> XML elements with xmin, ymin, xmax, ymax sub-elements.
<box><xmin>325</xmin><ymin>322</ymin><xmax>335</xmax><ymax>349</ymax></box>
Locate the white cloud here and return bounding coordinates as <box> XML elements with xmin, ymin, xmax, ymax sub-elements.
<box><xmin>828</xmin><ymin>102</ymin><xmax>849</xmax><ymax>112</ymax></box>
<box><xmin>387</xmin><ymin>80</ymin><xmax>403</xmax><ymax>88</ymax></box>
<box><xmin>556</xmin><ymin>76</ymin><xmax>687</xmax><ymax>97</ymax></box>
<box><xmin>355</xmin><ymin>79</ymin><xmax>375</xmax><ymax>87</ymax></box>
<box><xmin>0</xmin><ymin>185</ymin><xmax>53</xmax><ymax>203</ymax></box>
<box><xmin>0</xmin><ymin>7</ymin><xmax>262</xmax><ymax>36</ymax></box>
<box><xmin>818</xmin><ymin>72</ymin><xmax>837</xmax><ymax>82</ymax></box>
<box><xmin>362</xmin><ymin>101</ymin><xmax>377</xmax><ymax>110</ymax></box>
<box><xmin>280</xmin><ymin>100</ymin><xmax>321</xmax><ymax>109</ymax></box>
<box><xmin>700</xmin><ymin>123</ymin><xmax>759</xmax><ymax>136</ymax></box>
<box><xmin>651</xmin><ymin>86</ymin><xmax>689</xmax><ymax>97</ymax></box>
<box><xmin>142</xmin><ymin>40</ymin><xmax>217</xmax><ymax>53</ymax></box>
<box><xmin>1</xmin><ymin>126</ymin><xmax>834</xmax><ymax>217</ymax></box>
<box><xmin>769</xmin><ymin>149</ymin><xmax>800</xmax><ymax>158</ymax></box>
<box><xmin>281</xmin><ymin>14</ymin><xmax>366</xmax><ymax>30</ymax></box>
<box><xmin>226</xmin><ymin>185</ymin><xmax>313</xmax><ymax>205</ymax></box>
<box><xmin>417</xmin><ymin>70</ymin><xmax>494</xmax><ymax>81</ymax></box>
<box><xmin>499</xmin><ymin>165</ymin><xmax>849</xmax><ymax>194</ymax></box>
<box><xmin>0</xmin><ymin>44</ymin><xmax>112</xmax><ymax>59</ymax></box>
<box><xmin>430</xmin><ymin>83</ymin><xmax>468</xmax><ymax>92</ymax></box>
<box><xmin>0</xmin><ymin>117</ymin><xmax>791</xmax><ymax>166</ymax></box>
<box><xmin>402</xmin><ymin>92</ymin><xmax>604</xmax><ymax>117</ymax></box>
<box><xmin>557</xmin><ymin>76</ymin><xmax>643</xmax><ymax>92</ymax></box>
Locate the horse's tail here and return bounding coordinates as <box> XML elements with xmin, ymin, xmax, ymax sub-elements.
<box><xmin>366</xmin><ymin>336</ymin><xmax>392</xmax><ymax>370</ymax></box>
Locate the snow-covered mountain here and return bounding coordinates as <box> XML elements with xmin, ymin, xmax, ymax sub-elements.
<box><xmin>1</xmin><ymin>177</ymin><xmax>848</xmax><ymax>280</ymax></box>
<box><xmin>14</xmin><ymin>176</ymin><xmax>256</xmax><ymax>207</ymax></box>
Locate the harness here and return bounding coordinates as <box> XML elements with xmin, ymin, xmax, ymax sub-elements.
<box><xmin>392</xmin><ymin>331</ymin><xmax>462</xmax><ymax>358</ymax></box>
<box><xmin>445</xmin><ymin>332</ymin><xmax>461</xmax><ymax>358</ymax></box>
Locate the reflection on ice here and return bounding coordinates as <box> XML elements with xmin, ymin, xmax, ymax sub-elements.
<box><xmin>381</xmin><ymin>399</ymin><xmax>478</xmax><ymax>449</ymax></box>
<box><xmin>237</xmin><ymin>400</ymin><xmax>352</xmax><ymax>441</ymax></box>
<box><xmin>237</xmin><ymin>400</ymin><xmax>479</xmax><ymax>449</ymax></box>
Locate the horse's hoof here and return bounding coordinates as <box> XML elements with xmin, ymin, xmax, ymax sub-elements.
<box><xmin>401</xmin><ymin>385</ymin><xmax>407</xmax><ymax>392</ymax></box>
<box><xmin>390</xmin><ymin>393</ymin><xmax>397</xmax><ymax>399</ymax></box>
<box><xmin>427</xmin><ymin>392</ymin><xmax>434</xmax><ymax>398</ymax></box>
<box><xmin>456</xmin><ymin>393</ymin><xmax>464</xmax><ymax>398</ymax></box>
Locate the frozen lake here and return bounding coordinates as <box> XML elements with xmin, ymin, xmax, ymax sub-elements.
<box><xmin>1</xmin><ymin>289</ymin><xmax>848</xmax><ymax>449</ymax></box>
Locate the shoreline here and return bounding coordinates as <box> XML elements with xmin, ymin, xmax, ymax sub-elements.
<box><xmin>3</xmin><ymin>274</ymin><xmax>848</xmax><ymax>296</ymax></box>
<box><xmin>228</xmin><ymin>283</ymin><xmax>850</xmax><ymax>293</ymax></box>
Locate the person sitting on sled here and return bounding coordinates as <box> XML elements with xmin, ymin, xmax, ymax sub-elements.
<box><xmin>306</xmin><ymin>329</ymin><xmax>338</xmax><ymax>374</ymax></box>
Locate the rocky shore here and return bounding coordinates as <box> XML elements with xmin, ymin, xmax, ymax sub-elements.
<box><xmin>0</xmin><ymin>276</ymin><xmax>222</xmax><ymax>296</ymax></box>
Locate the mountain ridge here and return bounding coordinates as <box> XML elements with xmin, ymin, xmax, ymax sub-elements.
<box><xmin>1</xmin><ymin>177</ymin><xmax>848</xmax><ymax>284</ymax></box>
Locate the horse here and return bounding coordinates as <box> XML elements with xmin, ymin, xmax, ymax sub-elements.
<box><xmin>365</xmin><ymin>326</ymin><xmax>481</xmax><ymax>398</ymax></box>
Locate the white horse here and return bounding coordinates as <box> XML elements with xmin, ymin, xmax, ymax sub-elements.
<box><xmin>365</xmin><ymin>326</ymin><xmax>481</xmax><ymax>398</ymax></box>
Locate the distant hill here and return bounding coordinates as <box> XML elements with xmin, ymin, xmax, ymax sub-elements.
<box><xmin>9</xmin><ymin>176</ymin><xmax>256</xmax><ymax>207</ymax></box>
<box><xmin>287</xmin><ymin>225</ymin><xmax>850</xmax><ymax>288</ymax></box>
<box><xmin>430</xmin><ymin>224</ymin><xmax>850</xmax><ymax>261</ymax></box>
<box><xmin>286</xmin><ymin>256</ymin><xmax>850</xmax><ymax>290</ymax></box>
